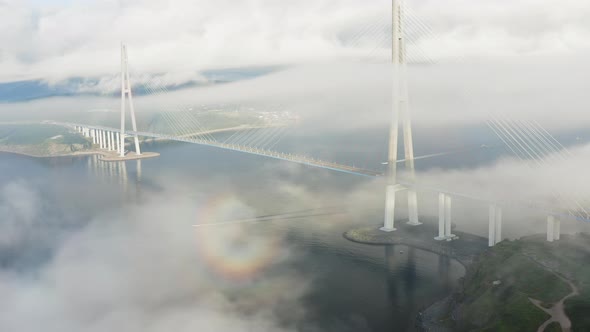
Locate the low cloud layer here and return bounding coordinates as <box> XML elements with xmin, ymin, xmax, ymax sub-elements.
<box><xmin>2</xmin><ymin>59</ymin><xmax>589</xmax><ymax>134</ymax></box>
<box><xmin>1</xmin><ymin>0</ymin><xmax>590</xmax><ymax>83</ymax></box>
<box><xmin>0</xmin><ymin>179</ymin><xmax>308</xmax><ymax>332</ymax></box>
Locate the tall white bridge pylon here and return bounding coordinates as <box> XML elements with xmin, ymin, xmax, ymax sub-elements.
<box><xmin>382</xmin><ymin>0</ymin><xmax>421</xmax><ymax>232</ymax></box>
<box><xmin>54</xmin><ymin>0</ymin><xmax>589</xmax><ymax>247</ymax></box>
<box><xmin>120</xmin><ymin>43</ymin><xmax>142</xmax><ymax>157</ymax></box>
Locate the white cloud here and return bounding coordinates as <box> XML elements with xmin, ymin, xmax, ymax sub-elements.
<box><xmin>2</xmin><ymin>59</ymin><xmax>590</xmax><ymax>132</ymax></box>
<box><xmin>1</xmin><ymin>0</ymin><xmax>590</xmax><ymax>83</ymax></box>
<box><xmin>0</xmin><ymin>180</ymin><xmax>307</xmax><ymax>332</ymax></box>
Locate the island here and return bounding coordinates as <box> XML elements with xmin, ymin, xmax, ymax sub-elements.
<box><xmin>0</xmin><ymin>109</ymin><xmax>297</xmax><ymax>158</ymax></box>
<box><xmin>345</xmin><ymin>222</ymin><xmax>590</xmax><ymax>332</ymax></box>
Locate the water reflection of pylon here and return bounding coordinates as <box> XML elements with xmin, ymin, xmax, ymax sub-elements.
<box><xmin>88</xmin><ymin>155</ymin><xmax>128</xmax><ymax>190</ymax></box>
<box><xmin>136</xmin><ymin>159</ymin><xmax>142</xmax><ymax>182</ymax></box>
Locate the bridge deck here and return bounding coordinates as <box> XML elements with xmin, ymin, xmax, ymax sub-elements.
<box><xmin>44</xmin><ymin>121</ymin><xmax>382</xmax><ymax>177</ymax></box>
<box><xmin>44</xmin><ymin>121</ymin><xmax>590</xmax><ymax>223</ymax></box>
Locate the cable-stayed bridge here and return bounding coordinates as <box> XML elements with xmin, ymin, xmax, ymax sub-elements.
<box><xmin>44</xmin><ymin>0</ymin><xmax>590</xmax><ymax>249</ymax></box>
<box><xmin>46</xmin><ymin>121</ymin><xmax>382</xmax><ymax>177</ymax></box>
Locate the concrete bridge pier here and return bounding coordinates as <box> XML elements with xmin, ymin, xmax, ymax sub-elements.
<box><xmin>547</xmin><ymin>216</ymin><xmax>555</xmax><ymax>242</ymax></box>
<box><xmin>495</xmin><ymin>207</ymin><xmax>502</xmax><ymax>245</ymax></box>
<box><xmin>381</xmin><ymin>185</ymin><xmax>397</xmax><ymax>232</ymax></box>
<box><xmin>488</xmin><ymin>204</ymin><xmax>503</xmax><ymax>247</ymax></box>
<box><xmin>435</xmin><ymin>193</ymin><xmax>456</xmax><ymax>241</ymax></box>
<box><xmin>444</xmin><ymin>195</ymin><xmax>455</xmax><ymax>240</ymax></box>
<box><xmin>547</xmin><ymin>215</ymin><xmax>560</xmax><ymax>242</ymax></box>
<box><xmin>116</xmin><ymin>133</ymin><xmax>121</xmax><ymax>154</ymax></box>
<box><xmin>435</xmin><ymin>193</ymin><xmax>446</xmax><ymax>240</ymax></box>
<box><xmin>108</xmin><ymin>131</ymin><xmax>113</xmax><ymax>151</ymax></box>
<box><xmin>100</xmin><ymin>130</ymin><xmax>105</xmax><ymax>149</ymax></box>
<box><xmin>110</xmin><ymin>131</ymin><xmax>115</xmax><ymax>151</ymax></box>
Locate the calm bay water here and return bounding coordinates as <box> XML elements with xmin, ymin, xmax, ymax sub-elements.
<box><xmin>0</xmin><ymin>131</ymin><xmax>469</xmax><ymax>331</ymax></box>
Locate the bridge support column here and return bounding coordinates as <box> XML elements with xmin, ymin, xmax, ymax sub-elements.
<box><xmin>98</xmin><ymin>130</ymin><xmax>102</xmax><ymax>149</ymax></box>
<box><xmin>407</xmin><ymin>191</ymin><xmax>421</xmax><ymax>226</ymax></box>
<box><xmin>119</xmin><ymin>133</ymin><xmax>125</xmax><ymax>157</ymax></box>
<box><xmin>101</xmin><ymin>130</ymin><xmax>106</xmax><ymax>149</ymax></box>
<box><xmin>554</xmin><ymin>218</ymin><xmax>561</xmax><ymax>241</ymax></box>
<box><xmin>381</xmin><ymin>185</ymin><xmax>397</xmax><ymax>232</ymax></box>
<box><xmin>489</xmin><ymin>205</ymin><xmax>496</xmax><ymax>247</ymax></box>
<box><xmin>435</xmin><ymin>193</ymin><xmax>446</xmax><ymax>240</ymax></box>
<box><xmin>109</xmin><ymin>131</ymin><xmax>114</xmax><ymax>151</ymax></box>
<box><xmin>494</xmin><ymin>207</ymin><xmax>503</xmax><ymax>245</ymax></box>
<box><xmin>444</xmin><ymin>195</ymin><xmax>455</xmax><ymax>239</ymax></box>
<box><xmin>547</xmin><ymin>215</ymin><xmax>555</xmax><ymax>242</ymax></box>
<box><xmin>116</xmin><ymin>133</ymin><xmax>121</xmax><ymax>154</ymax></box>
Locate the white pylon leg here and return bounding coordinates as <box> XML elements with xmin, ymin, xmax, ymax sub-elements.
<box><xmin>554</xmin><ymin>218</ymin><xmax>561</xmax><ymax>241</ymax></box>
<box><xmin>435</xmin><ymin>193</ymin><xmax>446</xmax><ymax>240</ymax></box>
<box><xmin>381</xmin><ymin>185</ymin><xmax>397</xmax><ymax>232</ymax></box>
<box><xmin>120</xmin><ymin>44</ymin><xmax>126</xmax><ymax>157</ymax></box>
<box><xmin>381</xmin><ymin>0</ymin><xmax>420</xmax><ymax>230</ymax></box>
<box><xmin>407</xmin><ymin>190</ymin><xmax>421</xmax><ymax>226</ymax></box>
<box><xmin>121</xmin><ymin>43</ymin><xmax>141</xmax><ymax>156</ymax></box>
<box><xmin>489</xmin><ymin>205</ymin><xmax>496</xmax><ymax>247</ymax></box>
<box><xmin>98</xmin><ymin>130</ymin><xmax>103</xmax><ymax>149</ymax></box>
<box><xmin>547</xmin><ymin>215</ymin><xmax>555</xmax><ymax>242</ymax></box>
<box><xmin>495</xmin><ymin>207</ymin><xmax>503</xmax><ymax>245</ymax></box>
<box><xmin>401</xmin><ymin>59</ymin><xmax>420</xmax><ymax>226</ymax></box>
<box><xmin>382</xmin><ymin>0</ymin><xmax>401</xmax><ymax>232</ymax></box>
<box><xmin>110</xmin><ymin>132</ymin><xmax>115</xmax><ymax>151</ymax></box>
<box><xmin>444</xmin><ymin>195</ymin><xmax>454</xmax><ymax>239</ymax></box>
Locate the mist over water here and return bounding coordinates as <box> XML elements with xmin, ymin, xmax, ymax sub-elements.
<box><xmin>0</xmin><ymin>128</ymin><xmax>469</xmax><ymax>331</ymax></box>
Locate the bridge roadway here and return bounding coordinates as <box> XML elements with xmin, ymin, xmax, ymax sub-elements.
<box><xmin>44</xmin><ymin>121</ymin><xmax>589</xmax><ymax>223</ymax></box>
<box><xmin>44</xmin><ymin>121</ymin><xmax>382</xmax><ymax>177</ymax></box>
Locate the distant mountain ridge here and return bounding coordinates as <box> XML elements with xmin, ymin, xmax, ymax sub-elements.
<box><xmin>0</xmin><ymin>66</ymin><xmax>280</xmax><ymax>103</ymax></box>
